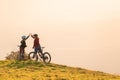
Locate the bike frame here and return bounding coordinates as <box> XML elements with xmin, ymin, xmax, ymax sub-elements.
<box><xmin>37</xmin><ymin>51</ymin><xmax>44</xmax><ymax>58</ymax></box>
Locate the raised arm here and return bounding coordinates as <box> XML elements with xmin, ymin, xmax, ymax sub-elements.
<box><xmin>31</xmin><ymin>34</ymin><xmax>35</xmax><ymax>39</ymax></box>
<box><xmin>25</xmin><ymin>35</ymin><xmax>30</xmax><ymax>40</ymax></box>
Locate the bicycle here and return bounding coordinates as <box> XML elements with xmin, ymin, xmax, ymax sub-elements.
<box><xmin>28</xmin><ymin>47</ymin><xmax>51</xmax><ymax>63</ymax></box>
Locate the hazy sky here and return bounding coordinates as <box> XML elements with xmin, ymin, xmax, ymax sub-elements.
<box><xmin>0</xmin><ymin>0</ymin><xmax>120</xmax><ymax>74</ymax></box>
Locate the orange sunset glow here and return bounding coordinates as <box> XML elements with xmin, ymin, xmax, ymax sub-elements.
<box><xmin>0</xmin><ymin>0</ymin><xmax>120</xmax><ymax>74</ymax></box>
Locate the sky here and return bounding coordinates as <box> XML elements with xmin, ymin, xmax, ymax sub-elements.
<box><xmin>0</xmin><ymin>0</ymin><xmax>120</xmax><ymax>74</ymax></box>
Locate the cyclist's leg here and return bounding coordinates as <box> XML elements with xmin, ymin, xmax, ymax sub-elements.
<box><xmin>38</xmin><ymin>46</ymin><xmax>44</xmax><ymax>58</ymax></box>
<box><xmin>22</xmin><ymin>48</ymin><xmax>25</xmax><ymax>60</ymax></box>
<box><xmin>39</xmin><ymin>46</ymin><xmax>42</xmax><ymax>54</ymax></box>
<box><xmin>33</xmin><ymin>47</ymin><xmax>38</xmax><ymax>58</ymax></box>
<box><xmin>20</xmin><ymin>47</ymin><xmax>24</xmax><ymax>60</ymax></box>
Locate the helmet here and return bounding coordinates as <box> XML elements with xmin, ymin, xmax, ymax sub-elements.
<box><xmin>21</xmin><ymin>35</ymin><xmax>26</xmax><ymax>39</ymax></box>
<box><xmin>33</xmin><ymin>34</ymin><xmax>38</xmax><ymax>37</ymax></box>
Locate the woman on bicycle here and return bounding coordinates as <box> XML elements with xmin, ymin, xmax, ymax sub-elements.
<box><xmin>20</xmin><ymin>34</ymin><xmax>30</xmax><ymax>60</ymax></box>
<box><xmin>31</xmin><ymin>34</ymin><xmax>42</xmax><ymax>58</ymax></box>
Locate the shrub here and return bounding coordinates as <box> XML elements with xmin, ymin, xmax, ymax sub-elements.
<box><xmin>5</xmin><ymin>51</ymin><xmax>28</xmax><ymax>60</ymax></box>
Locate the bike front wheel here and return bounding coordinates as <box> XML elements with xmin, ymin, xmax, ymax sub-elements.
<box><xmin>43</xmin><ymin>52</ymin><xmax>51</xmax><ymax>63</ymax></box>
<box><xmin>28</xmin><ymin>52</ymin><xmax>38</xmax><ymax>61</ymax></box>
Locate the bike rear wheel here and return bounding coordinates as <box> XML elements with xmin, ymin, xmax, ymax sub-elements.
<box><xmin>43</xmin><ymin>52</ymin><xmax>51</xmax><ymax>63</ymax></box>
<box><xmin>28</xmin><ymin>52</ymin><xmax>38</xmax><ymax>61</ymax></box>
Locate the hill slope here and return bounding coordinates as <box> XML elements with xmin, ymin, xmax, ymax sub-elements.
<box><xmin>0</xmin><ymin>60</ymin><xmax>120</xmax><ymax>80</ymax></box>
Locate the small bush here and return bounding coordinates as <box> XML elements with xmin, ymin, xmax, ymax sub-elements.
<box><xmin>5</xmin><ymin>51</ymin><xmax>28</xmax><ymax>60</ymax></box>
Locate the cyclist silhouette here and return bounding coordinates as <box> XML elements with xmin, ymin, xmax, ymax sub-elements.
<box><xmin>31</xmin><ymin>34</ymin><xmax>42</xmax><ymax>58</ymax></box>
<box><xmin>19</xmin><ymin>34</ymin><xmax>30</xmax><ymax>60</ymax></box>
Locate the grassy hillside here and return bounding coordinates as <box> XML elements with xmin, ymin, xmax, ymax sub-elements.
<box><xmin>0</xmin><ymin>60</ymin><xmax>120</xmax><ymax>80</ymax></box>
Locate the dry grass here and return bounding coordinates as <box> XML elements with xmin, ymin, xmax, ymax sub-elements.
<box><xmin>0</xmin><ymin>60</ymin><xmax>120</xmax><ymax>80</ymax></box>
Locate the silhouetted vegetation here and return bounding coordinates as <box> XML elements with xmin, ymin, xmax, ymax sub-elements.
<box><xmin>5</xmin><ymin>51</ymin><xmax>28</xmax><ymax>60</ymax></box>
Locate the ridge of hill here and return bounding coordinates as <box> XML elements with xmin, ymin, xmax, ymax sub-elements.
<box><xmin>0</xmin><ymin>60</ymin><xmax>120</xmax><ymax>80</ymax></box>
